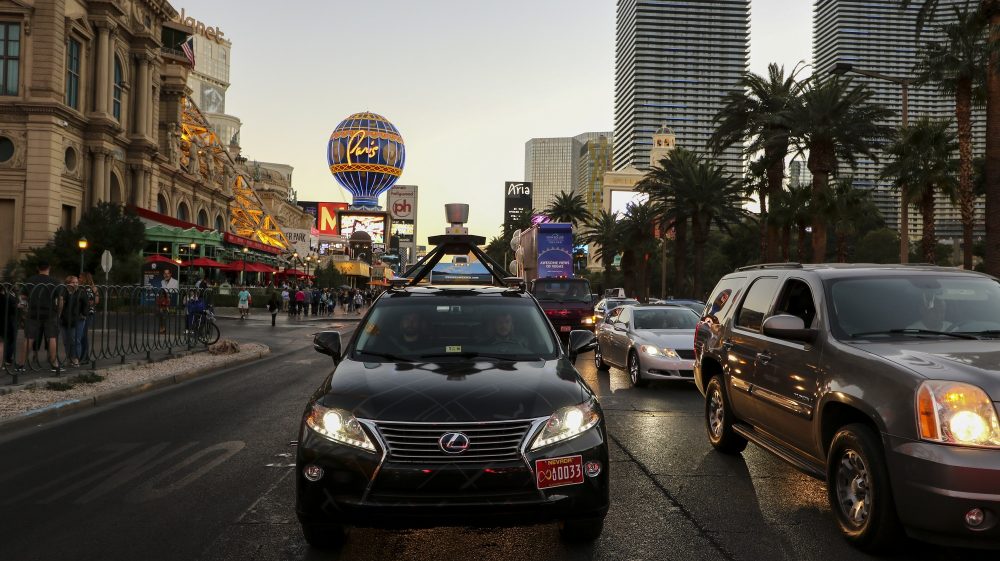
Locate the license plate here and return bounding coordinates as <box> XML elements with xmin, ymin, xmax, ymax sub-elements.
<box><xmin>560</xmin><ymin>325</ymin><xmax>572</xmax><ymax>332</ymax></box>
<box><xmin>535</xmin><ymin>455</ymin><xmax>584</xmax><ymax>489</ymax></box>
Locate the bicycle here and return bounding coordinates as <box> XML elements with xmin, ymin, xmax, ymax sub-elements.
<box><xmin>187</xmin><ymin>307</ymin><xmax>221</xmax><ymax>346</ymax></box>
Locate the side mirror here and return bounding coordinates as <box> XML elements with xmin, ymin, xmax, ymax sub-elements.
<box><xmin>613</xmin><ymin>322</ymin><xmax>626</xmax><ymax>332</ymax></box>
<box><xmin>567</xmin><ymin>330</ymin><xmax>598</xmax><ymax>362</ymax></box>
<box><xmin>313</xmin><ymin>331</ymin><xmax>343</xmax><ymax>364</ymax></box>
<box><xmin>762</xmin><ymin>314</ymin><xmax>817</xmax><ymax>344</ymax></box>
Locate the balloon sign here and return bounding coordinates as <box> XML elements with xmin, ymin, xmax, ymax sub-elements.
<box><xmin>327</xmin><ymin>112</ymin><xmax>406</xmax><ymax>208</ymax></box>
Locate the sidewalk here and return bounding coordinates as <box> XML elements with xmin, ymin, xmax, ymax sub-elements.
<box><xmin>212</xmin><ymin>305</ymin><xmax>367</xmax><ymax>322</ymax></box>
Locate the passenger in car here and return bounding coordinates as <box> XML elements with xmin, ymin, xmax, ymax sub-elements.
<box><xmin>908</xmin><ymin>295</ymin><xmax>953</xmax><ymax>331</ymax></box>
<box><xmin>387</xmin><ymin>310</ymin><xmax>430</xmax><ymax>352</ymax></box>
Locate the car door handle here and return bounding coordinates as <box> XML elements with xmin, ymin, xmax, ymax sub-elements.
<box><xmin>756</xmin><ymin>351</ymin><xmax>772</xmax><ymax>365</ymax></box>
<box><xmin>721</xmin><ymin>341</ymin><xmax>734</xmax><ymax>351</ymax></box>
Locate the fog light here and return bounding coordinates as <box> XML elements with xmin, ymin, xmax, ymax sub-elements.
<box><xmin>965</xmin><ymin>508</ymin><xmax>985</xmax><ymax>528</ymax></box>
<box><xmin>303</xmin><ymin>464</ymin><xmax>324</xmax><ymax>482</ymax></box>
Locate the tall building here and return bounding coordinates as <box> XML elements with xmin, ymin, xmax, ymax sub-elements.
<box><xmin>178</xmin><ymin>9</ymin><xmax>241</xmax><ymax>154</ymax></box>
<box><xmin>525</xmin><ymin>131</ymin><xmax>611</xmax><ymax>211</ymax></box>
<box><xmin>814</xmin><ymin>0</ymin><xmax>985</xmax><ymax>240</ymax></box>
<box><xmin>578</xmin><ymin>136</ymin><xmax>614</xmax><ymax>217</ymax></box>
<box><xmin>613</xmin><ymin>0</ymin><xmax>749</xmax><ymax>177</ymax></box>
<box><xmin>788</xmin><ymin>156</ymin><xmax>812</xmax><ymax>189</ymax></box>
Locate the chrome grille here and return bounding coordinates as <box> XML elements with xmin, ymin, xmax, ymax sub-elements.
<box><xmin>374</xmin><ymin>420</ymin><xmax>535</xmax><ymax>463</ymax></box>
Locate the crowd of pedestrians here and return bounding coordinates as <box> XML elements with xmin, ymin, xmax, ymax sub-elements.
<box><xmin>274</xmin><ymin>284</ymin><xmax>377</xmax><ymax>319</ymax></box>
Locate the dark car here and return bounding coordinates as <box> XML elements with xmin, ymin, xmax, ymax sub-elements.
<box><xmin>297</xmin><ymin>285</ymin><xmax>609</xmax><ymax>548</ymax></box>
<box><xmin>695</xmin><ymin>264</ymin><xmax>1000</xmax><ymax>551</ymax></box>
<box><xmin>530</xmin><ymin>277</ymin><xmax>596</xmax><ymax>335</ymax></box>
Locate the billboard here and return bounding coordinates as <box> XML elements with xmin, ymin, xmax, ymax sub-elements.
<box><xmin>387</xmin><ymin>185</ymin><xmax>417</xmax><ymax>220</ymax></box>
<box><xmin>536</xmin><ymin>223</ymin><xmax>574</xmax><ymax>278</ymax></box>
<box><xmin>504</xmin><ymin>181</ymin><xmax>532</xmax><ymax>233</ymax></box>
<box><xmin>298</xmin><ymin>201</ymin><xmax>350</xmax><ymax>234</ymax></box>
<box><xmin>609</xmin><ymin>190</ymin><xmax>649</xmax><ymax>218</ymax></box>
<box><xmin>284</xmin><ymin>228</ymin><xmax>316</xmax><ymax>257</ymax></box>
<box><xmin>338</xmin><ymin>211</ymin><xmax>388</xmax><ymax>244</ymax></box>
<box><xmin>391</xmin><ymin>220</ymin><xmax>414</xmax><ymax>243</ymax></box>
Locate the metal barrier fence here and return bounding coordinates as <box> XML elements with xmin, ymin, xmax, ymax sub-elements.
<box><xmin>1</xmin><ymin>283</ymin><xmax>219</xmax><ymax>384</ymax></box>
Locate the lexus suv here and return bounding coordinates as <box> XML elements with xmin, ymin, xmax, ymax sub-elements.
<box><xmin>297</xmin><ymin>284</ymin><xmax>609</xmax><ymax>548</ymax></box>
<box><xmin>694</xmin><ymin>264</ymin><xmax>1000</xmax><ymax>551</ymax></box>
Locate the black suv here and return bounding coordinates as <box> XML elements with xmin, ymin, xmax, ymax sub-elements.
<box><xmin>694</xmin><ymin>264</ymin><xmax>1000</xmax><ymax>551</ymax></box>
<box><xmin>298</xmin><ymin>284</ymin><xmax>608</xmax><ymax>548</ymax></box>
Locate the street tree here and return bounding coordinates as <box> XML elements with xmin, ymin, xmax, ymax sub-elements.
<box><xmin>543</xmin><ymin>191</ymin><xmax>591</xmax><ymax>226</ymax></box>
<box><xmin>618</xmin><ymin>201</ymin><xmax>660</xmax><ymax>301</ymax></box>
<box><xmin>580</xmin><ymin>210</ymin><xmax>622</xmax><ymax>294</ymax></box>
<box><xmin>825</xmin><ymin>178</ymin><xmax>885</xmax><ymax>262</ymax></box>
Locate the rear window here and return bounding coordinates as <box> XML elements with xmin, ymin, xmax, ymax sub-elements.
<box><xmin>531</xmin><ymin>279</ymin><xmax>592</xmax><ymax>302</ymax></box>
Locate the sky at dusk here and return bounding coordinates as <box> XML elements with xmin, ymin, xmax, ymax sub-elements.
<box><xmin>177</xmin><ymin>1</ymin><xmax>814</xmax><ymax>246</ymax></box>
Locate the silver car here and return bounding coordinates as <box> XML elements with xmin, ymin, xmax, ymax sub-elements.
<box><xmin>594</xmin><ymin>304</ymin><xmax>700</xmax><ymax>387</ymax></box>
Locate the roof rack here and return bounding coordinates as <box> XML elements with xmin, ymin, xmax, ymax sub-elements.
<box><xmin>735</xmin><ymin>262</ymin><xmax>804</xmax><ymax>272</ymax></box>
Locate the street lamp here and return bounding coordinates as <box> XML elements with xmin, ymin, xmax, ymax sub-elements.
<box><xmin>241</xmin><ymin>246</ymin><xmax>249</xmax><ymax>285</ymax></box>
<box><xmin>188</xmin><ymin>242</ymin><xmax>198</xmax><ymax>285</ymax></box>
<box><xmin>831</xmin><ymin>62</ymin><xmax>911</xmax><ymax>263</ymax></box>
<box><xmin>77</xmin><ymin>237</ymin><xmax>88</xmax><ymax>275</ymax></box>
<box><xmin>305</xmin><ymin>255</ymin><xmax>313</xmax><ymax>280</ymax></box>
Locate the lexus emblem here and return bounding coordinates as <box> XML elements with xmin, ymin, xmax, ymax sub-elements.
<box><xmin>439</xmin><ymin>432</ymin><xmax>470</xmax><ymax>454</ymax></box>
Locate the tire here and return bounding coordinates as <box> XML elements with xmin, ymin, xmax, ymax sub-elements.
<box><xmin>594</xmin><ymin>342</ymin><xmax>610</xmax><ymax>371</ymax></box>
<box><xmin>628</xmin><ymin>351</ymin><xmax>649</xmax><ymax>388</ymax></box>
<box><xmin>301</xmin><ymin>522</ymin><xmax>346</xmax><ymax>549</ymax></box>
<box><xmin>827</xmin><ymin>423</ymin><xmax>901</xmax><ymax>553</ymax></box>
<box><xmin>559</xmin><ymin>517</ymin><xmax>604</xmax><ymax>543</ymax></box>
<box><xmin>704</xmin><ymin>376</ymin><xmax>747</xmax><ymax>454</ymax></box>
<box><xmin>200</xmin><ymin>323</ymin><xmax>221</xmax><ymax>346</ymax></box>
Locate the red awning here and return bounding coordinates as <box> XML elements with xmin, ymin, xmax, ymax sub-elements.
<box><xmin>245</xmin><ymin>262</ymin><xmax>277</xmax><ymax>273</ymax></box>
<box><xmin>277</xmin><ymin>268</ymin><xmax>307</xmax><ymax>277</ymax></box>
<box><xmin>182</xmin><ymin>257</ymin><xmax>226</xmax><ymax>268</ymax></box>
<box><xmin>145</xmin><ymin>254</ymin><xmax>179</xmax><ymax>265</ymax></box>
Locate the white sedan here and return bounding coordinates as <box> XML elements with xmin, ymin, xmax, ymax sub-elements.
<box><xmin>594</xmin><ymin>305</ymin><xmax>700</xmax><ymax>387</ymax></box>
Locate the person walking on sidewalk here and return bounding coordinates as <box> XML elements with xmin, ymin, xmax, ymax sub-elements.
<box><xmin>353</xmin><ymin>291</ymin><xmax>364</xmax><ymax>315</ymax></box>
<box><xmin>267</xmin><ymin>290</ymin><xmax>280</xmax><ymax>327</ymax></box>
<box><xmin>59</xmin><ymin>276</ymin><xmax>87</xmax><ymax>367</ymax></box>
<box><xmin>78</xmin><ymin>272</ymin><xmax>99</xmax><ymax>362</ymax></box>
<box><xmin>294</xmin><ymin>287</ymin><xmax>306</xmax><ymax>319</ymax></box>
<box><xmin>20</xmin><ymin>261</ymin><xmax>62</xmax><ymax>372</ymax></box>
<box><xmin>156</xmin><ymin>288</ymin><xmax>170</xmax><ymax>334</ymax></box>
<box><xmin>281</xmin><ymin>287</ymin><xmax>290</xmax><ymax>313</ymax></box>
<box><xmin>237</xmin><ymin>286</ymin><xmax>251</xmax><ymax>320</ymax></box>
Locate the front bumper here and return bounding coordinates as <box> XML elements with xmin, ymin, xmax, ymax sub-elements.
<box><xmin>639</xmin><ymin>353</ymin><xmax>695</xmax><ymax>381</ymax></box>
<box><xmin>886</xmin><ymin>435</ymin><xmax>1000</xmax><ymax>548</ymax></box>
<box><xmin>296</xmin><ymin>419</ymin><xmax>610</xmax><ymax>529</ymax></box>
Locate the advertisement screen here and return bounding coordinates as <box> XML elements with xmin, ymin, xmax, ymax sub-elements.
<box><xmin>338</xmin><ymin>212</ymin><xmax>388</xmax><ymax>244</ymax></box>
<box><xmin>537</xmin><ymin>229</ymin><xmax>574</xmax><ymax>278</ymax></box>
<box><xmin>609</xmin><ymin>190</ymin><xmax>649</xmax><ymax>218</ymax></box>
<box><xmin>391</xmin><ymin>220</ymin><xmax>414</xmax><ymax>243</ymax></box>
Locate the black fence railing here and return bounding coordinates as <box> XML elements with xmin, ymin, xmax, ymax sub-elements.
<box><xmin>1</xmin><ymin>283</ymin><xmax>220</xmax><ymax>384</ymax></box>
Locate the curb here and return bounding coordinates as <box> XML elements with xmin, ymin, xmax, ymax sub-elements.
<box><xmin>0</xmin><ymin>348</ymin><xmax>271</xmax><ymax>435</ymax></box>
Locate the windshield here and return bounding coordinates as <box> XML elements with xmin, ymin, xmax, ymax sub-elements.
<box><xmin>827</xmin><ymin>275</ymin><xmax>1000</xmax><ymax>339</ymax></box>
<box><xmin>633</xmin><ymin>308</ymin><xmax>699</xmax><ymax>330</ymax></box>
<box><xmin>353</xmin><ymin>296</ymin><xmax>559</xmax><ymax>361</ymax></box>
<box><xmin>531</xmin><ymin>279</ymin><xmax>592</xmax><ymax>302</ymax></box>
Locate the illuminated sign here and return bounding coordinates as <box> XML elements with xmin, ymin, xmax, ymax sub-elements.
<box><xmin>388</xmin><ymin>185</ymin><xmax>417</xmax><ymax>220</ymax></box>
<box><xmin>338</xmin><ymin>212</ymin><xmax>388</xmax><ymax>244</ymax></box>
<box><xmin>299</xmin><ymin>201</ymin><xmax>349</xmax><ymax>235</ymax></box>
<box><xmin>504</xmin><ymin>181</ymin><xmax>532</xmax><ymax>233</ymax></box>
<box><xmin>328</xmin><ymin>112</ymin><xmax>406</xmax><ymax>207</ymax></box>
<box><xmin>609</xmin><ymin>190</ymin><xmax>649</xmax><ymax>218</ymax></box>
<box><xmin>391</xmin><ymin>220</ymin><xmax>414</xmax><ymax>243</ymax></box>
<box><xmin>175</xmin><ymin>8</ymin><xmax>227</xmax><ymax>44</ymax></box>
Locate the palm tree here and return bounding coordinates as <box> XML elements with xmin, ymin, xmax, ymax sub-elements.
<box><xmin>783</xmin><ymin>76</ymin><xmax>894</xmax><ymax>263</ymax></box>
<box><xmin>825</xmin><ymin>178</ymin><xmax>884</xmax><ymax>262</ymax></box>
<box><xmin>710</xmin><ymin>63</ymin><xmax>806</xmax><ymax>262</ymax></box>
<box><xmin>618</xmin><ymin>201</ymin><xmax>660</xmax><ymax>301</ymax></box>
<box><xmin>580</xmin><ymin>210</ymin><xmax>621</xmax><ymax>291</ymax></box>
<box><xmin>881</xmin><ymin>118</ymin><xmax>959</xmax><ymax>263</ymax></box>
<box><xmin>914</xmin><ymin>6</ymin><xmax>987</xmax><ymax>268</ymax></box>
<box><xmin>905</xmin><ymin>0</ymin><xmax>1000</xmax><ymax>274</ymax></box>
<box><xmin>543</xmin><ymin>191</ymin><xmax>591</xmax><ymax>226</ymax></box>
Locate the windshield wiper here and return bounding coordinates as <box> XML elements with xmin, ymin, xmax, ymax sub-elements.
<box><xmin>960</xmin><ymin>330</ymin><xmax>1000</xmax><ymax>339</ymax></box>
<box><xmin>850</xmin><ymin>329</ymin><xmax>978</xmax><ymax>340</ymax></box>
<box><xmin>417</xmin><ymin>352</ymin><xmax>517</xmax><ymax>361</ymax></box>
<box><xmin>355</xmin><ymin>350</ymin><xmax>415</xmax><ymax>362</ymax></box>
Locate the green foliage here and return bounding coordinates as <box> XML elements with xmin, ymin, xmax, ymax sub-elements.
<box><xmin>543</xmin><ymin>191</ymin><xmax>591</xmax><ymax>226</ymax></box>
<box><xmin>313</xmin><ymin>261</ymin><xmax>344</xmax><ymax>289</ymax></box>
<box><xmin>854</xmin><ymin>229</ymin><xmax>902</xmax><ymax>263</ymax></box>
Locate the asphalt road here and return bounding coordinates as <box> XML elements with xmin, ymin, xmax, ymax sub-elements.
<box><xmin>0</xmin><ymin>319</ymin><xmax>993</xmax><ymax>561</ymax></box>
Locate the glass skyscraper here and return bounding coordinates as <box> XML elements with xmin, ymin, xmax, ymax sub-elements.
<box><xmin>525</xmin><ymin>132</ymin><xmax>613</xmax><ymax>212</ymax></box>
<box><xmin>814</xmin><ymin>0</ymin><xmax>985</xmax><ymax>240</ymax></box>
<box><xmin>612</xmin><ymin>0</ymin><xmax>749</xmax><ymax>177</ymax></box>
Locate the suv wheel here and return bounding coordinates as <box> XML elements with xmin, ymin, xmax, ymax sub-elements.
<box><xmin>705</xmin><ymin>376</ymin><xmax>747</xmax><ymax>454</ymax></box>
<box><xmin>594</xmin><ymin>343</ymin><xmax>610</xmax><ymax>371</ymax></box>
<box><xmin>827</xmin><ymin>424</ymin><xmax>900</xmax><ymax>552</ymax></box>
<box><xmin>301</xmin><ymin>523</ymin><xmax>346</xmax><ymax>549</ymax></box>
<box><xmin>628</xmin><ymin>352</ymin><xmax>648</xmax><ymax>388</ymax></box>
<box><xmin>559</xmin><ymin>517</ymin><xmax>604</xmax><ymax>542</ymax></box>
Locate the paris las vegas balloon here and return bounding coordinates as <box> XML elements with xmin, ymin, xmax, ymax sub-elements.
<box><xmin>327</xmin><ymin>112</ymin><xmax>406</xmax><ymax>209</ymax></box>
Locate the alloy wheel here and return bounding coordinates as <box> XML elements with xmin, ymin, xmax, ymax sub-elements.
<box><xmin>835</xmin><ymin>449</ymin><xmax>871</xmax><ymax>528</ymax></box>
<box><xmin>594</xmin><ymin>346</ymin><xmax>603</xmax><ymax>368</ymax></box>
<box><xmin>629</xmin><ymin>354</ymin><xmax>639</xmax><ymax>385</ymax></box>
<box><xmin>708</xmin><ymin>387</ymin><xmax>725</xmax><ymax>440</ymax></box>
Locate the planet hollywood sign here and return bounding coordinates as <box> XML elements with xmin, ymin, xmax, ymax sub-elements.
<box><xmin>175</xmin><ymin>8</ymin><xmax>227</xmax><ymax>44</ymax></box>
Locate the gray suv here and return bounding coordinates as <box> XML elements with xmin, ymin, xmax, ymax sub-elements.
<box><xmin>694</xmin><ymin>264</ymin><xmax>1000</xmax><ymax>552</ymax></box>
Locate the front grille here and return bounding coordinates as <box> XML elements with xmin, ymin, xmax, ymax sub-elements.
<box><xmin>374</xmin><ymin>420</ymin><xmax>535</xmax><ymax>464</ymax></box>
<box><xmin>676</xmin><ymin>349</ymin><xmax>695</xmax><ymax>360</ymax></box>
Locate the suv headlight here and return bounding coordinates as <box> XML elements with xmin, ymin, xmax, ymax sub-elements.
<box><xmin>916</xmin><ymin>381</ymin><xmax>1000</xmax><ymax>448</ymax></box>
<box><xmin>305</xmin><ymin>404</ymin><xmax>376</xmax><ymax>452</ymax></box>
<box><xmin>640</xmin><ymin>344</ymin><xmax>679</xmax><ymax>359</ymax></box>
<box><xmin>530</xmin><ymin>400</ymin><xmax>601</xmax><ymax>450</ymax></box>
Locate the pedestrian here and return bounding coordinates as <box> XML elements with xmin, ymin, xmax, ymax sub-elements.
<box><xmin>20</xmin><ymin>260</ymin><xmax>62</xmax><ymax>372</ymax></box>
<box><xmin>58</xmin><ymin>276</ymin><xmax>86</xmax><ymax>367</ymax></box>
<box><xmin>294</xmin><ymin>287</ymin><xmax>306</xmax><ymax>319</ymax></box>
<box><xmin>0</xmin><ymin>283</ymin><xmax>18</xmax><ymax>367</ymax></box>
<box><xmin>267</xmin><ymin>290</ymin><xmax>280</xmax><ymax>327</ymax></box>
<box><xmin>237</xmin><ymin>285</ymin><xmax>251</xmax><ymax>320</ymax></box>
<box><xmin>156</xmin><ymin>288</ymin><xmax>170</xmax><ymax>334</ymax></box>
<box><xmin>353</xmin><ymin>291</ymin><xmax>363</xmax><ymax>315</ymax></box>
<box><xmin>281</xmin><ymin>287</ymin><xmax>290</xmax><ymax>312</ymax></box>
<box><xmin>78</xmin><ymin>272</ymin><xmax>99</xmax><ymax>361</ymax></box>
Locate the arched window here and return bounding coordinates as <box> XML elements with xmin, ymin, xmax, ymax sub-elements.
<box><xmin>215</xmin><ymin>215</ymin><xmax>225</xmax><ymax>232</ymax></box>
<box><xmin>197</xmin><ymin>209</ymin><xmax>208</xmax><ymax>227</ymax></box>
<box><xmin>177</xmin><ymin>201</ymin><xmax>189</xmax><ymax>222</ymax></box>
<box><xmin>157</xmin><ymin>194</ymin><xmax>168</xmax><ymax>215</ymax></box>
<box><xmin>110</xmin><ymin>173</ymin><xmax>122</xmax><ymax>204</ymax></box>
<box><xmin>112</xmin><ymin>56</ymin><xmax>124</xmax><ymax>121</ymax></box>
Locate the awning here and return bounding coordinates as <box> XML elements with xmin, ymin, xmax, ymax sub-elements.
<box><xmin>182</xmin><ymin>257</ymin><xmax>226</xmax><ymax>268</ymax></box>
<box><xmin>145</xmin><ymin>255</ymin><xmax>178</xmax><ymax>265</ymax></box>
<box><xmin>245</xmin><ymin>262</ymin><xmax>277</xmax><ymax>273</ymax></box>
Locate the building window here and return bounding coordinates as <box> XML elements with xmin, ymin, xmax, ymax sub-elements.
<box><xmin>0</xmin><ymin>22</ymin><xmax>20</xmax><ymax>96</ymax></box>
<box><xmin>112</xmin><ymin>56</ymin><xmax>123</xmax><ymax>120</ymax></box>
<box><xmin>197</xmin><ymin>209</ymin><xmax>208</xmax><ymax>227</ymax></box>
<box><xmin>65</xmin><ymin>38</ymin><xmax>80</xmax><ymax>109</ymax></box>
<box><xmin>157</xmin><ymin>194</ymin><xmax>168</xmax><ymax>215</ymax></box>
<box><xmin>215</xmin><ymin>215</ymin><xmax>224</xmax><ymax>232</ymax></box>
<box><xmin>177</xmin><ymin>202</ymin><xmax>189</xmax><ymax>222</ymax></box>
<box><xmin>61</xmin><ymin>205</ymin><xmax>75</xmax><ymax>230</ymax></box>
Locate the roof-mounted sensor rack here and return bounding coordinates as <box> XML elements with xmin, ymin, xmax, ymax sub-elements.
<box><xmin>736</xmin><ymin>262</ymin><xmax>804</xmax><ymax>272</ymax></box>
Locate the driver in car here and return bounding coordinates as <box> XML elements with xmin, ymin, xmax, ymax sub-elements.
<box><xmin>385</xmin><ymin>310</ymin><xmax>429</xmax><ymax>353</ymax></box>
<box><xmin>484</xmin><ymin>311</ymin><xmax>529</xmax><ymax>352</ymax></box>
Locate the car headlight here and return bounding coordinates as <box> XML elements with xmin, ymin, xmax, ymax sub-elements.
<box><xmin>530</xmin><ymin>400</ymin><xmax>601</xmax><ymax>450</ymax></box>
<box><xmin>916</xmin><ymin>381</ymin><xmax>1000</xmax><ymax>449</ymax></box>
<box><xmin>305</xmin><ymin>403</ymin><xmax>376</xmax><ymax>452</ymax></box>
<box><xmin>582</xmin><ymin>316</ymin><xmax>595</xmax><ymax>325</ymax></box>
<box><xmin>639</xmin><ymin>344</ymin><xmax>679</xmax><ymax>359</ymax></box>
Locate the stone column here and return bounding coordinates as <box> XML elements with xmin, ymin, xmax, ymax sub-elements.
<box><xmin>90</xmin><ymin>149</ymin><xmax>106</xmax><ymax>207</ymax></box>
<box><xmin>104</xmin><ymin>153</ymin><xmax>113</xmax><ymax>203</ymax></box>
<box><xmin>144</xmin><ymin>168</ymin><xmax>153</xmax><ymax>210</ymax></box>
<box><xmin>94</xmin><ymin>23</ymin><xmax>111</xmax><ymax>114</ymax></box>
<box><xmin>136</xmin><ymin>54</ymin><xmax>151</xmax><ymax>137</ymax></box>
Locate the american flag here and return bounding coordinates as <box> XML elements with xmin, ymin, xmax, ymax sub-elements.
<box><xmin>181</xmin><ymin>36</ymin><xmax>195</xmax><ymax>66</ymax></box>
